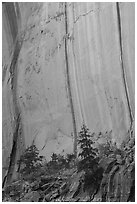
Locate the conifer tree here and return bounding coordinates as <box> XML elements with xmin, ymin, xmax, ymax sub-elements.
<box><xmin>78</xmin><ymin>124</ymin><xmax>99</xmax><ymax>173</ymax></box>
<box><xmin>17</xmin><ymin>145</ymin><xmax>43</xmax><ymax>176</ymax></box>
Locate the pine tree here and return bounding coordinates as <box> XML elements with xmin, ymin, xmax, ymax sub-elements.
<box><xmin>17</xmin><ymin>145</ymin><xmax>43</xmax><ymax>176</ymax></box>
<box><xmin>78</xmin><ymin>124</ymin><xmax>99</xmax><ymax>173</ymax></box>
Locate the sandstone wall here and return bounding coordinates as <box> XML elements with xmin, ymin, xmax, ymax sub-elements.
<box><xmin>2</xmin><ymin>2</ymin><xmax>134</xmax><ymax>182</ymax></box>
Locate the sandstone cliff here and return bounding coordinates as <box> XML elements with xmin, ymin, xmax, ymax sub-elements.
<box><xmin>2</xmin><ymin>2</ymin><xmax>134</xmax><ymax>184</ymax></box>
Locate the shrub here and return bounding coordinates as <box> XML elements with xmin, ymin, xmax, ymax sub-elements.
<box><xmin>66</xmin><ymin>153</ymin><xmax>75</xmax><ymax>168</ymax></box>
<box><xmin>98</xmin><ymin>140</ymin><xmax>115</xmax><ymax>157</ymax></box>
<box><xmin>45</xmin><ymin>153</ymin><xmax>76</xmax><ymax>174</ymax></box>
<box><xmin>47</xmin><ymin>153</ymin><xmax>68</xmax><ymax>172</ymax></box>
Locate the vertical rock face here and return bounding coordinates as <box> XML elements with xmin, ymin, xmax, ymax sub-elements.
<box><xmin>2</xmin><ymin>3</ymin><xmax>134</xmax><ymax>183</ymax></box>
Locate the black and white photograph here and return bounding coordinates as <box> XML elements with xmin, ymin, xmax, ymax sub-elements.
<box><xmin>2</xmin><ymin>2</ymin><xmax>135</xmax><ymax>202</ymax></box>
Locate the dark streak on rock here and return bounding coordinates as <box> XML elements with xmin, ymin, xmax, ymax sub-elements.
<box><xmin>3</xmin><ymin>36</ymin><xmax>24</xmax><ymax>186</ymax></box>
<box><xmin>64</xmin><ymin>3</ymin><xmax>77</xmax><ymax>158</ymax></box>
<box><xmin>116</xmin><ymin>2</ymin><xmax>134</xmax><ymax>132</ymax></box>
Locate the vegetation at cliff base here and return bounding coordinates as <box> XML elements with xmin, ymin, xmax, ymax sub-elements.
<box><xmin>2</xmin><ymin>125</ymin><xmax>135</xmax><ymax>202</ymax></box>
